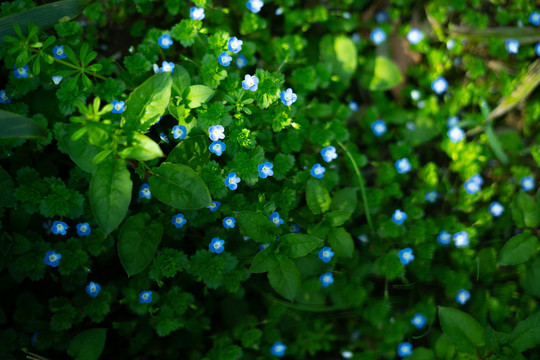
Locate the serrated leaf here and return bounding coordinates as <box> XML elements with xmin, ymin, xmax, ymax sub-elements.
<box><xmin>279</xmin><ymin>234</ymin><xmax>323</xmax><ymax>258</ymax></box>
<box><xmin>438</xmin><ymin>307</ymin><xmax>486</xmax><ymax>354</ymax></box>
<box><xmin>268</xmin><ymin>257</ymin><xmax>300</xmax><ymax>301</ymax></box>
<box><xmin>499</xmin><ymin>232</ymin><xmax>538</xmax><ymax>266</ymax></box>
<box><xmin>67</xmin><ymin>328</ymin><xmax>107</xmax><ymax>360</ymax></box>
<box><xmin>306</xmin><ymin>178</ymin><xmax>331</xmax><ymax>215</ymax></box>
<box><xmin>236</xmin><ymin>211</ymin><xmax>281</xmax><ymax>244</ymax></box>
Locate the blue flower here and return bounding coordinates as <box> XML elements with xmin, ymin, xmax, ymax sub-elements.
<box><xmin>269</xmin><ymin>212</ymin><xmax>284</xmax><ymax>226</ymax></box>
<box><xmin>13</xmin><ymin>64</ymin><xmax>29</xmax><ymax>79</ymax></box>
<box><xmin>321</xmin><ymin>146</ymin><xmax>337</xmax><ymax>163</ymax></box>
<box><xmin>395</xmin><ymin>158</ymin><xmax>411</xmax><ymax>174</ymax></box>
<box><xmin>349</xmin><ymin>100</ymin><xmax>359</xmax><ymax>112</ymax></box>
<box><xmin>289</xmin><ymin>223</ymin><xmax>301</xmax><ymax>233</ymax></box>
<box><xmin>210</xmin><ymin>140</ymin><xmax>226</xmax><ymax>156</ymax></box>
<box><xmin>159</xmin><ymin>132</ymin><xmax>169</xmax><ymax>143</ymax></box>
<box><xmin>280</xmin><ymin>88</ymin><xmax>297</xmax><ymax>106</ymax></box>
<box><xmin>506</xmin><ymin>39</ymin><xmax>519</xmax><ymax>54</ymax></box>
<box><xmin>223</xmin><ymin>217</ymin><xmax>236</xmax><ymax>229</ymax></box>
<box><xmin>246</xmin><ymin>0</ymin><xmax>264</xmax><ymax>13</ymax></box>
<box><xmin>447</xmin><ymin>116</ymin><xmax>459</xmax><ymax>128</ymax></box>
<box><xmin>225</xmin><ymin>172</ymin><xmax>241</xmax><ymax>190</ymax></box>
<box><xmin>172</xmin><ymin>125</ymin><xmax>187</xmax><ymax>140</ymax></box>
<box><xmin>370</xmin><ymin>28</ymin><xmax>386</xmax><ymax>45</ymax></box>
<box><xmin>160</xmin><ymin>61</ymin><xmax>175</xmax><ymax>73</ymax></box>
<box><xmin>530</xmin><ymin>11</ymin><xmax>540</xmax><ymax>25</ymax></box>
<box><xmin>392</xmin><ymin>209</ymin><xmax>408</xmax><ymax>225</ymax></box>
<box><xmin>44</xmin><ymin>250</ymin><xmax>62</xmax><ymax>267</ymax></box>
<box><xmin>218</xmin><ymin>52</ymin><xmax>233</xmax><ymax>66</ymax></box>
<box><xmin>207</xmin><ymin>201</ymin><xmax>221</xmax><ymax>212</ymax></box>
<box><xmin>236</xmin><ymin>54</ymin><xmax>247</xmax><ymax>69</ymax></box>
<box><xmin>52</xmin><ymin>45</ymin><xmax>67</xmax><ymax>59</ymax></box>
<box><xmin>453</xmin><ymin>231</ymin><xmax>469</xmax><ymax>248</ymax></box>
<box><xmin>139</xmin><ymin>290</ymin><xmax>152</xmax><ymax>304</ymax></box>
<box><xmin>410</xmin><ymin>90</ymin><xmax>421</xmax><ymax>101</ymax></box>
<box><xmin>520</xmin><ymin>176</ymin><xmax>535</xmax><ymax>192</ymax></box>
<box><xmin>51</xmin><ymin>220</ymin><xmax>68</xmax><ymax>235</ymax></box>
<box><xmin>270</xmin><ymin>342</ymin><xmax>286</xmax><ymax>357</ymax></box>
<box><xmin>464</xmin><ymin>174</ymin><xmax>483</xmax><ymax>194</ymax></box>
<box><xmin>398</xmin><ymin>247</ymin><xmax>414</xmax><ymax>265</ymax></box>
<box><xmin>535</xmin><ymin>42</ymin><xmax>540</xmax><ymax>56</ymax></box>
<box><xmin>437</xmin><ymin>230</ymin><xmax>452</xmax><ymax>246</ymax></box>
<box><xmin>0</xmin><ymin>90</ymin><xmax>11</xmax><ymax>103</ymax></box>
<box><xmin>209</xmin><ymin>238</ymin><xmax>225</xmax><ymax>253</ymax></box>
<box><xmin>407</xmin><ymin>28</ymin><xmax>424</xmax><ymax>44</ymax></box>
<box><xmin>425</xmin><ymin>191</ymin><xmax>438</xmax><ymax>203</ymax></box>
<box><xmin>259</xmin><ymin>243</ymin><xmax>270</xmax><ymax>251</ymax></box>
<box><xmin>397</xmin><ymin>342</ymin><xmax>413</xmax><ymax>357</ymax></box>
<box><xmin>447</xmin><ymin>126</ymin><xmax>465</xmax><ymax>143</ymax></box>
<box><xmin>31</xmin><ymin>332</ymin><xmax>39</xmax><ymax>347</ymax></box>
<box><xmin>190</xmin><ymin>6</ymin><xmax>205</xmax><ymax>20</ymax></box>
<box><xmin>76</xmin><ymin>222</ymin><xmax>91</xmax><ymax>236</ymax></box>
<box><xmin>411</xmin><ymin>313</ymin><xmax>427</xmax><ymax>329</ymax></box>
<box><xmin>319</xmin><ymin>272</ymin><xmax>334</xmax><ymax>288</ymax></box>
<box><xmin>310</xmin><ymin>163</ymin><xmax>326</xmax><ymax>179</ymax></box>
<box><xmin>139</xmin><ymin>183</ymin><xmax>151</xmax><ymax>199</ymax></box>
<box><xmin>470</xmin><ymin>174</ymin><xmax>484</xmax><ymax>186</ymax></box>
<box><xmin>86</xmin><ymin>281</ymin><xmax>101</xmax><ymax>297</ymax></box>
<box><xmin>431</xmin><ymin>76</ymin><xmax>448</xmax><ymax>94</ymax></box>
<box><xmin>318</xmin><ymin>246</ymin><xmax>334</xmax><ymax>263</ymax></box>
<box><xmin>371</xmin><ymin>119</ymin><xmax>387</xmax><ymax>136</ymax></box>
<box><xmin>227</xmin><ymin>37</ymin><xmax>243</xmax><ymax>53</ymax></box>
<box><xmin>258</xmin><ymin>162</ymin><xmax>274</xmax><ymax>178</ymax></box>
<box><xmin>242</xmin><ymin>74</ymin><xmax>259</xmax><ymax>91</ymax></box>
<box><xmin>111</xmin><ymin>100</ymin><xmax>126</xmax><ymax>114</ymax></box>
<box><xmin>342</xmin><ymin>350</ymin><xmax>354</xmax><ymax>359</ymax></box>
<box><xmin>456</xmin><ymin>289</ymin><xmax>470</xmax><ymax>305</ymax></box>
<box><xmin>52</xmin><ymin>76</ymin><xmax>63</xmax><ymax>85</ymax></box>
<box><xmin>172</xmin><ymin>213</ymin><xmax>187</xmax><ymax>228</ymax></box>
<box><xmin>208</xmin><ymin>125</ymin><xmax>225</xmax><ymax>141</ymax></box>
<box><xmin>489</xmin><ymin>201</ymin><xmax>504</xmax><ymax>217</ymax></box>
<box><xmin>374</xmin><ymin>10</ymin><xmax>388</xmax><ymax>23</ymax></box>
<box><xmin>158</xmin><ymin>34</ymin><xmax>173</xmax><ymax>49</ymax></box>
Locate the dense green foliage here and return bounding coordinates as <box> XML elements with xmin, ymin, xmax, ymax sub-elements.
<box><xmin>1</xmin><ymin>0</ymin><xmax>540</xmax><ymax>359</ymax></box>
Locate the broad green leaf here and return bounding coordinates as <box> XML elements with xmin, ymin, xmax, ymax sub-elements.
<box><xmin>325</xmin><ymin>187</ymin><xmax>358</xmax><ymax>226</ymax></box>
<box><xmin>511</xmin><ymin>313</ymin><xmax>540</xmax><ymax>352</ymax></box>
<box><xmin>56</xmin><ymin>124</ymin><xmax>99</xmax><ymax>173</ymax></box>
<box><xmin>148</xmin><ymin>162</ymin><xmax>211</xmax><ymax>209</ymax></box>
<box><xmin>185</xmin><ymin>85</ymin><xmax>214</xmax><ymax>108</ymax></box>
<box><xmin>434</xmin><ymin>333</ymin><xmax>456</xmax><ymax>360</ymax></box>
<box><xmin>0</xmin><ymin>110</ymin><xmax>47</xmax><ymax>138</ymax></box>
<box><xmin>498</xmin><ymin>232</ymin><xmax>538</xmax><ymax>266</ymax></box>
<box><xmin>118</xmin><ymin>212</ymin><xmax>163</xmax><ymax>277</ymax></box>
<box><xmin>438</xmin><ymin>307</ymin><xmax>486</xmax><ymax>354</ymax></box>
<box><xmin>0</xmin><ymin>166</ymin><xmax>15</xmax><ymax>207</ymax></box>
<box><xmin>306</xmin><ymin>178</ymin><xmax>331</xmax><ymax>215</ymax></box>
<box><xmin>118</xmin><ymin>132</ymin><xmax>164</xmax><ymax>161</ymax></box>
<box><xmin>328</xmin><ymin>227</ymin><xmax>354</xmax><ymax>257</ymax></box>
<box><xmin>324</xmin><ymin>210</ymin><xmax>353</xmax><ymax>227</ymax></box>
<box><xmin>0</xmin><ymin>0</ymin><xmax>86</xmax><ymax>44</ymax></box>
<box><xmin>368</xmin><ymin>56</ymin><xmax>403</xmax><ymax>91</ymax></box>
<box><xmin>268</xmin><ymin>257</ymin><xmax>301</xmax><ymax>301</ymax></box>
<box><xmin>249</xmin><ymin>246</ymin><xmax>278</xmax><ymax>273</ymax></box>
<box><xmin>511</xmin><ymin>191</ymin><xmax>540</xmax><ymax>228</ymax></box>
<box><xmin>89</xmin><ymin>158</ymin><xmax>132</xmax><ymax>235</ymax></box>
<box><xmin>320</xmin><ymin>35</ymin><xmax>357</xmax><ymax>81</ymax></box>
<box><xmin>123</xmin><ymin>72</ymin><xmax>172</xmax><ymax>134</ymax></box>
<box><xmin>171</xmin><ymin>65</ymin><xmax>191</xmax><ymax>97</ymax></box>
<box><xmin>236</xmin><ymin>211</ymin><xmax>281</xmax><ymax>244</ymax></box>
<box><xmin>279</xmin><ymin>234</ymin><xmax>323</xmax><ymax>258</ymax></box>
<box><xmin>408</xmin><ymin>347</ymin><xmax>435</xmax><ymax>360</ymax></box>
<box><xmin>67</xmin><ymin>328</ymin><xmax>107</xmax><ymax>360</ymax></box>
<box><xmin>166</xmin><ymin>135</ymin><xmax>210</xmax><ymax>169</ymax></box>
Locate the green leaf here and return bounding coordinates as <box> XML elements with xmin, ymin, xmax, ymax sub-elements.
<box><xmin>511</xmin><ymin>191</ymin><xmax>540</xmax><ymax>228</ymax></box>
<box><xmin>185</xmin><ymin>85</ymin><xmax>214</xmax><ymax>108</ymax></box>
<box><xmin>118</xmin><ymin>132</ymin><xmax>164</xmax><ymax>161</ymax></box>
<box><xmin>325</xmin><ymin>187</ymin><xmax>357</xmax><ymax>226</ymax></box>
<box><xmin>485</xmin><ymin>124</ymin><xmax>509</xmax><ymax>165</ymax></box>
<box><xmin>524</xmin><ymin>258</ymin><xmax>540</xmax><ymax>296</ymax></box>
<box><xmin>511</xmin><ymin>313</ymin><xmax>540</xmax><ymax>352</ymax></box>
<box><xmin>498</xmin><ymin>232</ymin><xmax>538</xmax><ymax>266</ymax></box>
<box><xmin>89</xmin><ymin>158</ymin><xmax>132</xmax><ymax>235</ymax></box>
<box><xmin>0</xmin><ymin>166</ymin><xmax>15</xmax><ymax>208</ymax></box>
<box><xmin>320</xmin><ymin>35</ymin><xmax>357</xmax><ymax>81</ymax></box>
<box><xmin>166</xmin><ymin>135</ymin><xmax>210</xmax><ymax>170</ymax></box>
<box><xmin>375</xmin><ymin>252</ymin><xmax>404</xmax><ymax>280</ymax></box>
<box><xmin>56</xmin><ymin>124</ymin><xmax>100</xmax><ymax>173</ymax></box>
<box><xmin>249</xmin><ymin>246</ymin><xmax>278</xmax><ymax>273</ymax></box>
<box><xmin>148</xmin><ymin>162</ymin><xmax>211</xmax><ymax>209</ymax></box>
<box><xmin>67</xmin><ymin>328</ymin><xmax>107</xmax><ymax>360</ymax></box>
<box><xmin>123</xmin><ymin>72</ymin><xmax>172</xmax><ymax>134</ymax></box>
<box><xmin>268</xmin><ymin>257</ymin><xmax>301</xmax><ymax>301</ymax></box>
<box><xmin>0</xmin><ymin>110</ymin><xmax>48</xmax><ymax>138</ymax></box>
<box><xmin>171</xmin><ymin>65</ymin><xmax>191</xmax><ymax>97</ymax></box>
<box><xmin>306</xmin><ymin>178</ymin><xmax>331</xmax><ymax>215</ymax></box>
<box><xmin>438</xmin><ymin>307</ymin><xmax>486</xmax><ymax>354</ymax></box>
<box><xmin>0</xmin><ymin>0</ymin><xmax>86</xmax><ymax>44</ymax></box>
<box><xmin>118</xmin><ymin>212</ymin><xmax>163</xmax><ymax>277</ymax></box>
<box><xmin>408</xmin><ymin>347</ymin><xmax>435</xmax><ymax>360</ymax></box>
<box><xmin>279</xmin><ymin>234</ymin><xmax>323</xmax><ymax>258</ymax></box>
<box><xmin>327</xmin><ymin>227</ymin><xmax>354</xmax><ymax>257</ymax></box>
<box><xmin>236</xmin><ymin>211</ymin><xmax>281</xmax><ymax>244</ymax></box>
<box><xmin>367</xmin><ymin>56</ymin><xmax>403</xmax><ymax>91</ymax></box>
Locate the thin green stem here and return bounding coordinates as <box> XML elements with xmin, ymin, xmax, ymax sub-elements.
<box><xmin>337</xmin><ymin>141</ymin><xmax>375</xmax><ymax>234</ymax></box>
<box><xmin>29</xmin><ymin>48</ymin><xmax>107</xmax><ymax>81</ymax></box>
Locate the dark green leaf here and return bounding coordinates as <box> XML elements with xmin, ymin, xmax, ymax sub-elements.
<box><xmin>67</xmin><ymin>328</ymin><xmax>107</xmax><ymax>360</ymax></box>
<box><xmin>268</xmin><ymin>257</ymin><xmax>300</xmax><ymax>301</ymax></box>
<box><xmin>89</xmin><ymin>158</ymin><xmax>132</xmax><ymax>234</ymax></box>
<box><xmin>408</xmin><ymin>347</ymin><xmax>435</xmax><ymax>360</ymax></box>
<box><xmin>0</xmin><ymin>166</ymin><xmax>15</xmax><ymax>208</ymax></box>
<box><xmin>118</xmin><ymin>212</ymin><xmax>163</xmax><ymax>277</ymax></box>
<box><xmin>166</xmin><ymin>135</ymin><xmax>210</xmax><ymax>169</ymax></box>
<box><xmin>185</xmin><ymin>85</ymin><xmax>214</xmax><ymax>108</ymax></box>
<box><xmin>118</xmin><ymin>132</ymin><xmax>164</xmax><ymax>161</ymax></box>
<box><xmin>249</xmin><ymin>246</ymin><xmax>278</xmax><ymax>273</ymax></box>
<box><xmin>511</xmin><ymin>313</ymin><xmax>540</xmax><ymax>352</ymax></box>
<box><xmin>511</xmin><ymin>191</ymin><xmax>540</xmax><ymax>228</ymax></box>
<box><xmin>498</xmin><ymin>232</ymin><xmax>538</xmax><ymax>266</ymax></box>
<box><xmin>327</xmin><ymin>227</ymin><xmax>354</xmax><ymax>257</ymax></box>
<box><xmin>279</xmin><ymin>234</ymin><xmax>323</xmax><ymax>258</ymax></box>
<box><xmin>171</xmin><ymin>65</ymin><xmax>191</xmax><ymax>97</ymax></box>
<box><xmin>485</xmin><ymin>124</ymin><xmax>509</xmax><ymax>165</ymax></box>
<box><xmin>0</xmin><ymin>110</ymin><xmax>47</xmax><ymax>138</ymax></box>
<box><xmin>148</xmin><ymin>162</ymin><xmax>211</xmax><ymax>209</ymax></box>
<box><xmin>236</xmin><ymin>211</ymin><xmax>281</xmax><ymax>244</ymax></box>
<box><xmin>56</xmin><ymin>124</ymin><xmax>99</xmax><ymax>173</ymax></box>
<box><xmin>438</xmin><ymin>307</ymin><xmax>486</xmax><ymax>354</ymax></box>
<box><xmin>306</xmin><ymin>178</ymin><xmax>331</xmax><ymax>215</ymax></box>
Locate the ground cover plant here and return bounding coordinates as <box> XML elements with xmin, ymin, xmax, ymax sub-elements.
<box><xmin>1</xmin><ymin>0</ymin><xmax>540</xmax><ymax>359</ymax></box>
